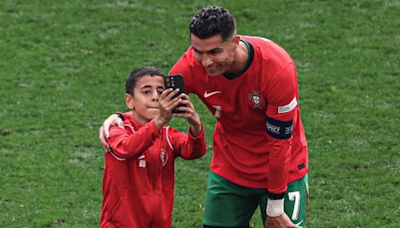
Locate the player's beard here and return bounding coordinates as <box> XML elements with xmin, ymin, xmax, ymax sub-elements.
<box><xmin>205</xmin><ymin>58</ymin><xmax>233</xmax><ymax>76</ymax></box>
<box><xmin>205</xmin><ymin>65</ymin><xmax>223</xmax><ymax>76</ymax></box>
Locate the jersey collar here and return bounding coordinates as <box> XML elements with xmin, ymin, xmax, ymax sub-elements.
<box><xmin>223</xmin><ymin>40</ymin><xmax>254</xmax><ymax>80</ymax></box>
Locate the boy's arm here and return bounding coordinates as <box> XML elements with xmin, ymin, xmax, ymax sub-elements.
<box><xmin>169</xmin><ymin>125</ymin><xmax>206</xmax><ymax>160</ymax></box>
<box><xmin>169</xmin><ymin>91</ymin><xmax>206</xmax><ymax>159</ymax></box>
<box><xmin>107</xmin><ymin>119</ymin><xmax>160</xmax><ymax>158</ymax></box>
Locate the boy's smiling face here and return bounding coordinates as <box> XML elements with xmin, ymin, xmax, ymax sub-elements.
<box><xmin>125</xmin><ymin>75</ymin><xmax>165</xmax><ymax>125</ymax></box>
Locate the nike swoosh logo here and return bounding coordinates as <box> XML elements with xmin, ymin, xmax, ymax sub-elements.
<box><xmin>295</xmin><ymin>220</ymin><xmax>303</xmax><ymax>226</ymax></box>
<box><xmin>204</xmin><ymin>91</ymin><xmax>221</xmax><ymax>98</ymax></box>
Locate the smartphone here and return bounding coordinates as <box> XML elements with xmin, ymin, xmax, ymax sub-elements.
<box><xmin>164</xmin><ymin>74</ymin><xmax>186</xmax><ymax>113</ymax></box>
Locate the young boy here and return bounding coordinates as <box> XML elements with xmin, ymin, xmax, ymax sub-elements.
<box><xmin>99</xmin><ymin>67</ymin><xmax>206</xmax><ymax>228</ymax></box>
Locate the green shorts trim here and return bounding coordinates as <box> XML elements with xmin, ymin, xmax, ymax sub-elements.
<box><xmin>203</xmin><ymin>171</ymin><xmax>308</xmax><ymax>227</ymax></box>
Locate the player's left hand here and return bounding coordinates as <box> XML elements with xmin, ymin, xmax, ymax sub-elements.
<box><xmin>265</xmin><ymin>213</ymin><xmax>301</xmax><ymax>228</ymax></box>
<box><xmin>99</xmin><ymin>113</ymin><xmax>124</xmax><ymax>152</ymax></box>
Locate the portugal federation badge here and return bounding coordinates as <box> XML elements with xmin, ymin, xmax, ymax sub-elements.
<box><xmin>248</xmin><ymin>90</ymin><xmax>265</xmax><ymax>109</ymax></box>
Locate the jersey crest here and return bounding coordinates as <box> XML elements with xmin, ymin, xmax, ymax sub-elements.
<box><xmin>160</xmin><ymin>148</ymin><xmax>169</xmax><ymax>167</ymax></box>
<box><xmin>248</xmin><ymin>90</ymin><xmax>265</xmax><ymax>109</ymax></box>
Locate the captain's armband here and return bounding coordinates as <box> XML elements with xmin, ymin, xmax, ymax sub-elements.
<box><xmin>265</xmin><ymin>117</ymin><xmax>293</xmax><ymax>140</ymax></box>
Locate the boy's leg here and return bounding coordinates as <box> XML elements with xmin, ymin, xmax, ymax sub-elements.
<box><xmin>259</xmin><ymin>174</ymin><xmax>309</xmax><ymax>228</ymax></box>
<box><xmin>203</xmin><ymin>171</ymin><xmax>265</xmax><ymax>228</ymax></box>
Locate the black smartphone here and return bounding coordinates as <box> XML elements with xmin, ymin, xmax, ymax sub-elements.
<box><xmin>164</xmin><ymin>74</ymin><xmax>186</xmax><ymax>113</ymax></box>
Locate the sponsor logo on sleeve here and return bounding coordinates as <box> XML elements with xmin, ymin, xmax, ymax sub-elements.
<box><xmin>278</xmin><ymin>97</ymin><xmax>297</xmax><ymax>113</ymax></box>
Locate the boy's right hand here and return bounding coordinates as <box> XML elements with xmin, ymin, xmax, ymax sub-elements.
<box><xmin>155</xmin><ymin>88</ymin><xmax>182</xmax><ymax>129</ymax></box>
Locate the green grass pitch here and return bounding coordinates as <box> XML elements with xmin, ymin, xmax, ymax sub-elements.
<box><xmin>0</xmin><ymin>0</ymin><xmax>399</xmax><ymax>227</ymax></box>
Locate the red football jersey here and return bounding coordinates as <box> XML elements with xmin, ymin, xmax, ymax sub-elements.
<box><xmin>100</xmin><ymin>115</ymin><xmax>206</xmax><ymax>228</ymax></box>
<box><xmin>169</xmin><ymin>36</ymin><xmax>308</xmax><ymax>195</ymax></box>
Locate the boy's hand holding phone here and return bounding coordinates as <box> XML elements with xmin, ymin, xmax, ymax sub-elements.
<box><xmin>164</xmin><ymin>75</ymin><xmax>186</xmax><ymax>113</ymax></box>
<box><xmin>162</xmin><ymin>75</ymin><xmax>202</xmax><ymax>136</ymax></box>
<box><xmin>156</xmin><ymin>87</ymin><xmax>182</xmax><ymax>127</ymax></box>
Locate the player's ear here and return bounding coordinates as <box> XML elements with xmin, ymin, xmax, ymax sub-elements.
<box><xmin>125</xmin><ymin>93</ymin><xmax>135</xmax><ymax>110</ymax></box>
<box><xmin>233</xmin><ymin>35</ymin><xmax>240</xmax><ymax>47</ymax></box>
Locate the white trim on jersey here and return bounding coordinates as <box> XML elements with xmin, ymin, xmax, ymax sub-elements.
<box><xmin>108</xmin><ymin>150</ymin><xmax>126</xmax><ymax>161</ymax></box>
<box><xmin>278</xmin><ymin>97</ymin><xmax>297</xmax><ymax>114</ymax></box>
<box><xmin>165</xmin><ymin>126</ymin><xmax>174</xmax><ymax>151</ymax></box>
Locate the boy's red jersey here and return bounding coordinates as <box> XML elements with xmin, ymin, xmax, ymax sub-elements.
<box><xmin>100</xmin><ymin>115</ymin><xmax>206</xmax><ymax>228</ymax></box>
<box><xmin>170</xmin><ymin>36</ymin><xmax>308</xmax><ymax>195</ymax></box>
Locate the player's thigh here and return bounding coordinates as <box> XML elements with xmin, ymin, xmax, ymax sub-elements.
<box><xmin>284</xmin><ymin>174</ymin><xmax>309</xmax><ymax>228</ymax></box>
<box><xmin>203</xmin><ymin>172</ymin><xmax>263</xmax><ymax>227</ymax></box>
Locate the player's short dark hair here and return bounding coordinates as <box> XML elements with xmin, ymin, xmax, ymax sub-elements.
<box><xmin>189</xmin><ymin>6</ymin><xmax>236</xmax><ymax>41</ymax></box>
<box><xmin>126</xmin><ymin>67</ymin><xmax>164</xmax><ymax>95</ymax></box>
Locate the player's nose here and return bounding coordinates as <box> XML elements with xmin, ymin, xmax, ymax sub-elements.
<box><xmin>202</xmin><ymin>54</ymin><xmax>213</xmax><ymax>68</ymax></box>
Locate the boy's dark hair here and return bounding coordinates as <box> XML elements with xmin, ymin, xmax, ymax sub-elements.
<box><xmin>126</xmin><ymin>67</ymin><xmax>164</xmax><ymax>95</ymax></box>
<box><xmin>189</xmin><ymin>6</ymin><xmax>236</xmax><ymax>41</ymax></box>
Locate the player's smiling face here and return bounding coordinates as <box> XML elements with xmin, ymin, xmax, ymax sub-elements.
<box><xmin>190</xmin><ymin>33</ymin><xmax>239</xmax><ymax>77</ymax></box>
